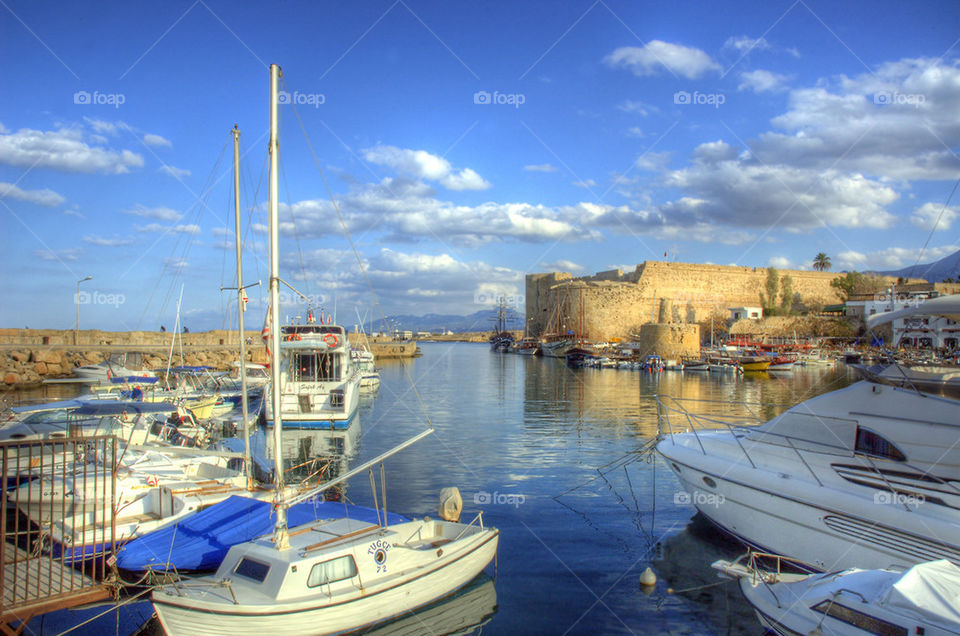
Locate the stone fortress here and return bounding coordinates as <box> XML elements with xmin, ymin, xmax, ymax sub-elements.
<box><xmin>525</xmin><ymin>261</ymin><xmax>847</xmax><ymax>347</ymax></box>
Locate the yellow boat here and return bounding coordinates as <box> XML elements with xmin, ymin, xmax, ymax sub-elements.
<box><xmin>738</xmin><ymin>358</ymin><xmax>771</xmax><ymax>372</ymax></box>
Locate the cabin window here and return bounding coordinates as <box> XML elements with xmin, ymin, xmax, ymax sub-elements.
<box><xmin>307</xmin><ymin>555</ymin><xmax>357</xmax><ymax>587</ymax></box>
<box><xmin>292</xmin><ymin>353</ymin><xmax>341</xmax><ymax>383</ymax></box>
<box><xmin>811</xmin><ymin>600</ymin><xmax>906</xmax><ymax>636</ymax></box>
<box><xmin>854</xmin><ymin>427</ymin><xmax>906</xmax><ymax>462</ymax></box>
<box><xmin>234</xmin><ymin>557</ymin><xmax>270</xmax><ymax>582</ymax></box>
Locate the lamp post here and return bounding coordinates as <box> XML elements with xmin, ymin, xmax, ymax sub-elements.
<box><xmin>75</xmin><ymin>276</ymin><xmax>92</xmax><ymax>345</ymax></box>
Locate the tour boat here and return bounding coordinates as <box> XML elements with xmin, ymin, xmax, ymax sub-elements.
<box><xmin>264</xmin><ymin>323</ymin><xmax>362</xmax><ymax>430</ymax></box>
<box><xmin>151</xmin><ymin>65</ymin><xmax>498</xmax><ymax>634</ymax></box>
<box><xmin>714</xmin><ymin>554</ymin><xmax>960</xmax><ymax>635</ymax></box>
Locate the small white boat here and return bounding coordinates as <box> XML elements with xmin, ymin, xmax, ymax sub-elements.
<box><xmin>714</xmin><ymin>554</ymin><xmax>960</xmax><ymax>635</ymax></box>
<box><xmin>351</xmin><ymin>347</ymin><xmax>381</xmax><ymax>389</ymax></box>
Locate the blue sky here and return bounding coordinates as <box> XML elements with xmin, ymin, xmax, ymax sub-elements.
<box><xmin>2</xmin><ymin>0</ymin><xmax>959</xmax><ymax>331</ymax></box>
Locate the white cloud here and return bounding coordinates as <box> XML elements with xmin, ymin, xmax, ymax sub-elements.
<box><xmin>626</xmin><ymin>127</ymin><xmax>644</xmax><ymax>138</ymax></box>
<box><xmin>604</xmin><ymin>41</ymin><xmax>721</xmax><ymax>79</ymax></box>
<box><xmin>159</xmin><ymin>165</ymin><xmax>191</xmax><ymax>179</ymax></box>
<box><xmin>82</xmin><ymin>235</ymin><xmax>135</xmax><ymax>247</ymax></box>
<box><xmin>768</xmin><ymin>256</ymin><xmax>793</xmax><ymax>268</ymax></box>
<box><xmin>0</xmin><ymin>182</ymin><xmax>65</xmax><ymax>206</ymax></box>
<box><xmin>123</xmin><ymin>204</ymin><xmax>183</xmax><ymax>221</ymax></box>
<box><xmin>540</xmin><ymin>260</ymin><xmax>583</xmax><ymax>272</ymax></box>
<box><xmin>834</xmin><ymin>245</ymin><xmax>960</xmax><ymax>271</ymax></box>
<box><xmin>616</xmin><ymin>100</ymin><xmax>656</xmax><ymax>116</ymax></box>
<box><xmin>143</xmin><ymin>133</ymin><xmax>172</xmax><ymax>148</ymax></box>
<box><xmin>524</xmin><ymin>164</ymin><xmax>557</xmax><ymax>172</ymax></box>
<box><xmin>572</xmin><ymin>179</ymin><xmax>596</xmax><ymax>188</ymax></box>
<box><xmin>738</xmin><ymin>69</ymin><xmax>790</xmax><ymax>93</ymax></box>
<box><xmin>136</xmin><ymin>223</ymin><xmax>201</xmax><ymax>235</ymax></box>
<box><xmin>33</xmin><ymin>248</ymin><xmax>81</xmax><ymax>261</ymax></box>
<box><xmin>723</xmin><ymin>36</ymin><xmax>771</xmax><ymax>53</ymax></box>
<box><xmin>910</xmin><ymin>202</ymin><xmax>958</xmax><ymax>230</ymax></box>
<box><xmin>0</xmin><ymin>124</ymin><xmax>143</xmax><ymax>174</ymax></box>
<box><xmin>363</xmin><ymin>145</ymin><xmax>490</xmax><ymax>190</ymax></box>
<box><xmin>440</xmin><ymin>167</ymin><xmax>491</xmax><ymax>191</ymax></box>
<box><xmin>635</xmin><ymin>151</ymin><xmax>672</xmax><ymax>172</ymax></box>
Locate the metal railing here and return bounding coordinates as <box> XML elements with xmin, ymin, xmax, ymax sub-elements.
<box><xmin>1</xmin><ymin>436</ymin><xmax>117</xmax><ymax>622</ymax></box>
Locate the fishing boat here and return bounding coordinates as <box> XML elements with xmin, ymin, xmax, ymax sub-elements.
<box><xmin>714</xmin><ymin>553</ymin><xmax>960</xmax><ymax>635</ymax></box>
<box><xmin>350</xmin><ymin>346</ymin><xmax>381</xmax><ymax>388</ymax></box>
<box><xmin>488</xmin><ymin>298</ymin><xmax>514</xmax><ymax>353</ymax></box>
<box><xmin>509</xmin><ymin>337</ymin><xmax>539</xmax><ymax>355</ymax></box>
<box><xmin>151</xmin><ymin>65</ymin><xmax>498</xmax><ymax>634</ymax></box>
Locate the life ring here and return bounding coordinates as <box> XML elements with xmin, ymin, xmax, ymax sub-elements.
<box><xmin>286</xmin><ymin>333</ymin><xmax>302</xmax><ymax>342</ymax></box>
<box><xmin>323</xmin><ymin>334</ymin><xmax>339</xmax><ymax>347</ymax></box>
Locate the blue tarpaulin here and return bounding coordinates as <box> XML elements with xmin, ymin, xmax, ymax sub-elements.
<box><xmin>116</xmin><ymin>495</ymin><xmax>409</xmax><ymax>573</ymax></box>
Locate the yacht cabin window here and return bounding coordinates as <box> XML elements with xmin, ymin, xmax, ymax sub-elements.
<box><xmin>307</xmin><ymin>555</ymin><xmax>357</xmax><ymax>587</ymax></box>
<box><xmin>854</xmin><ymin>427</ymin><xmax>906</xmax><ymax>462</ymax></box>
<box><xmin>292</xmin><ymin>352</ymin><xmax>341</xmax><ymax>383</ymax></box>
<box><xmin>234</xmin><ymin>557</ymin><xmax>271</xmax><ymax>582</ymax></box>
<box><xmin>810</xmin><ymin>600</ymin><xmax>906</xmax><ymax>636</ymax></box>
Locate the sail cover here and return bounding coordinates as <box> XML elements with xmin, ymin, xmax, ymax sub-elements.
<box><xmin>880</xmin><ymin>560</ymin><xmax>960</xmax><ymax>629</ymax></box>
<box><xmin>116</xmin><ymin>495</ymin><xmax>409</xmax><ymax>573</ymax></box>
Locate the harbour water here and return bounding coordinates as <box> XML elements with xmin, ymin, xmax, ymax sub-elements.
<box><xmin>11</xmin><ymin>342</ymin><xmax>856</xmax><ymax>635</ymax></box>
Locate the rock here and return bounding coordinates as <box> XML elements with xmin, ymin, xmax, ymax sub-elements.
<box><xmin>11</xmin><ymin>351</ymin><xmax>28</xmax><ymax>363</ymax></box>
<box><xmin>32</xmin><ymin>349</ymin><xmax>64</xmax><ymax>365</ymax></box>
<box><xmin>3</xmin><ymin>373</ymin><xmax>19</xmax><ymax>384</ymax></box>
<box><xmin>34</xmin><ymin>362</ymin><xmax>48</xmax><ymax>375</ymax></box>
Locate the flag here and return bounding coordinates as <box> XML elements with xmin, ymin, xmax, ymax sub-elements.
<box><xmin>241</xmin><ymin>291</ymin><xmax>248</xmax><ymax>312</ymax></box>
<box><xmin>261</xmin><ymin>302</ymin><xmax>273</xmax><ymax>366</ymax></box>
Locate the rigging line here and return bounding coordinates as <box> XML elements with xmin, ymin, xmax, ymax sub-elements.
<box><xmin>243</xmin><ymin>148</ymin><xmax>268</xmax><ymax>306</ymax></box>
<box><xmin>138</xmin><ymin>137</ymin><xmax>230</xmax><ymax>329</ymax></box>
<box><xmin>278</xmin><ymin>158</ymin><xmax>312</xmax><ymax>299</ymax></box>
<box><xmin>911</xmin><ymin>176</ymin><xmax>960</xmax><ymax>279</ymax></box>
<box><xmin>286</xmin><ymin>89</ymin><xmax>434</xmax><ymax>428</ymax></box>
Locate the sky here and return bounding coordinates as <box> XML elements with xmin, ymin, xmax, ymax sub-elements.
<box><xmin>1</xmin><ymin>0</ymin><xmax>959</xmax><ymax>331</ymax></box>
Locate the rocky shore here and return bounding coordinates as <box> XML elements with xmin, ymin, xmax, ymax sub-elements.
<box><xmin>0</xmin><ymin>329</ymin><xmax>419</xmax><ymax>388</ymax></box>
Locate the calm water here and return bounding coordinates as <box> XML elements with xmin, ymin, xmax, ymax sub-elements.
<box><xmin>11</xmin><ymin>343</ymin><xmax>856</xmax><ymax>635</ymax></box>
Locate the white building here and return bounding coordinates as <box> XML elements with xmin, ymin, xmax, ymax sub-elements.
<box><xmin>848</xmin><ymin>289</ymin><xmax>960</xmax><ymax>350</ymax></box>
<box><xmin>729</xmin><ymin>306</ymin><xmax>763</xmax><ymax>321</ymax></box>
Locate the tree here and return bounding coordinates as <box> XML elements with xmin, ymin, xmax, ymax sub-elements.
<box><xmin>830</xmin><ymin>271</ymin><xmax>886</xmax><ymax>302</ymax></box>
<box><xmin>779</xmin><ymin>275</ymin><xmax>795</xmax><ymax>313</ymax></box>
<box><xmin>813</xmin><ymin>253</ymin><xmax>831</xmax><ymax>271</ymax></box>
<box><xmin>759</xmin><ymin>266</ymin><xmax>780</xmax><ymax>313</ymax></box>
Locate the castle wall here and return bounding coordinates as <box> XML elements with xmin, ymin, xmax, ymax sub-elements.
<box><xmin>525</xmin><ymin>261</ymin><xmax>911</xmax><ymax>342</ymax></box>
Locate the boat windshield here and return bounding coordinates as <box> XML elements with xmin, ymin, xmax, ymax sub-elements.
<box><xmin>292</xmin><ymin>352</ymin><xmax>342</xmax><ymax>382</ymax></box>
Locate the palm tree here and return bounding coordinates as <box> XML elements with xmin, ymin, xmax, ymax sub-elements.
<box><xmin>813</xmin><ymin>253</ymin><xmax>831</xmax><ymax>272</ymax></box>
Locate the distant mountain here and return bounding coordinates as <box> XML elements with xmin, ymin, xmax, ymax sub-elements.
<box><xmin>874</xmin><ymin>248</ymin><xmax>960</xmax><ymax>283</ymax></box>
<box><xmin>372</xmin><ymin>309</ymin><xmax>525</xmax><ymax>334</ymax></box>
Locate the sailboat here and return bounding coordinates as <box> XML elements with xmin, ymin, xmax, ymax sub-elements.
<box><xmin>151</xmin><ymin>64</ymin><xmax>499</xmax><ymax>635</ymax></box>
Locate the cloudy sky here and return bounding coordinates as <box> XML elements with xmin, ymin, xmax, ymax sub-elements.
<box><xmin>2</xmin><ymin>0</ymin><xmax>958</xmax><ymax>331</ymax></box>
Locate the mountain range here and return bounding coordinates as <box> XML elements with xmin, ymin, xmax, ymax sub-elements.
<box><xmin>875</xmin><ymin>248</ymin><xmax>960</xmax><ymax>283</ymax></box>
<box><xmin>375</xmin><ymin>309</ymin><xmax>525</xmax><ymax>334</ymax></box>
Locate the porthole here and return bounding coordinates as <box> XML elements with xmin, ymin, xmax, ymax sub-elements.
<box><xmin>671</xmin><ymin>462</ymin><xmax>682</xmax><ymax>474</ymax></box>
<box><xmin>702</xmin><ymin>476</ymin><xmax>717</xmax><ymax>489</ymax></box>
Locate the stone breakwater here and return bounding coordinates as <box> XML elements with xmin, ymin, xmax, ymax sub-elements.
<box><xmin>0</xmin><ymin>329</ymin><xmax>418</xmax><ymax>388</ymax></box>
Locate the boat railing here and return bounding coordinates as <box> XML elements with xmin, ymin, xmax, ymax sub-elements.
<box><xmin>452</xmin><ymin>512</ymin><xmax>485</xmax><ymax>542</ymax></box>
<box><xmin>655</xmin><ymin>395</ymin><xmax>957</xmax><ymax>501</ymax></box>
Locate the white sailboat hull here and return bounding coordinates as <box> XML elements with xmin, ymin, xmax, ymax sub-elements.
<box><xmin>154</xmin><ymin>522</ymin><xmax>499</xmax><ymax>635</ymax></box>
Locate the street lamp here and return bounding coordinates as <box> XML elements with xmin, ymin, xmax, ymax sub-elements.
<box><xmin>75</xmin><ymin>276</ymin><xmax>92</xmax><ymax>345</ymax></box>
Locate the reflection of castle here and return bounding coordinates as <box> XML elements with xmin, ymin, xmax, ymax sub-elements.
<box><xmin>526</xmin><ymin>261</ymin><xmax>842</xmax><ymax>341</ymax></box>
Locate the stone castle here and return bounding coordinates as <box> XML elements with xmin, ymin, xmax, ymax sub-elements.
<box><xmin>525</xmin><ymin>261</ymin><xmax>848</xmax><ymax>342</ymax></box>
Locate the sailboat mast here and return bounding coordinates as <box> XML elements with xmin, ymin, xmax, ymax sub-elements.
<box><xmin>232</xmin><ymin>125</ymin><xmax>253</xmax><ymax>490</ymax></box>
<box><xmin>268</xmin><ymin>63</ymin><xmax>288</xmax><ymax>550</ymax></box>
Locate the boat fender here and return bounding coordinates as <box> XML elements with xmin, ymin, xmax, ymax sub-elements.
<box><xmin>323</xmin><ymin>334</ymin><xmax>339</xmax><ymax>347</ymax></box>
<box><xmin>639</xmin><ymin>567</ymin><xmax>657</xmax><ymax>587</ymax></box>
<box><xmin>439</xmin><ymin>487</ymin><xmax>462</xmax><ymax>522</ymax></box>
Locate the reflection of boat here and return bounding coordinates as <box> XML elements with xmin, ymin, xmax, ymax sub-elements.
<box><xmin>656</xmin><ymin>382</ymin><xmax>960</xmax><ymax>571</ymax></box>
<box><xmin>714</xmin><ymin>553</ymin><xmax>960</xmax><ymax>635</ymax></box>
<box><xmin>360</xmin><ymin>574</ymin><xmax>498</xmax><ymax>636</ymax></box>
<box><xmin>152</xmin><ymin>66</ymin><xmax>499</xmax><ymax>635</ymax></box>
